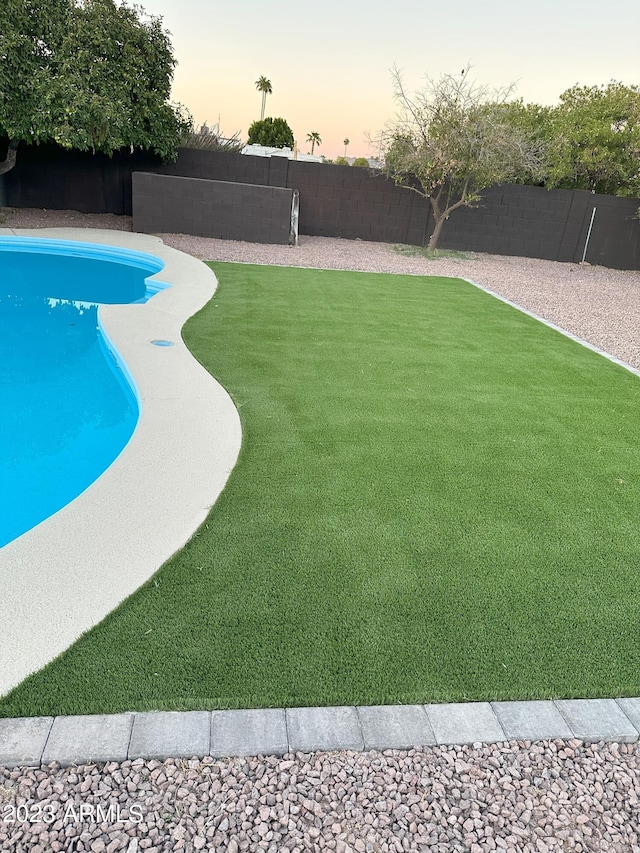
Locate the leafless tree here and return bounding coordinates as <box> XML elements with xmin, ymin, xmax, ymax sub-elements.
<box><xmin>380</xmin><ymin>66</ymin><xmax>546</xmax><ymax>250</ymax></box>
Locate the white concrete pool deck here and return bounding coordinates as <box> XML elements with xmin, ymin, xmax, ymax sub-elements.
<box><xmin>0</xmin><ymin>228</ymin><xmax>242</xmax><ymax>698</ymax></box>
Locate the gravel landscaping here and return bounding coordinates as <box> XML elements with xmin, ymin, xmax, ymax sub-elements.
<box><xmin>3</xmin><ymin>207</ymin><xmax>640</xmax><ymax>851</ymax></box>
<box><xmin>1</xmin><ymin>741</ymin><xmax>639</xmax><ymax>852</ymax></box>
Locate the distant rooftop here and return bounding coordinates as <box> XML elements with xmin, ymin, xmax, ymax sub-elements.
<box><xmin>241</xmin><ymin>144</ymin><xmax>323</xmax><ymax>163</ymax></box>
<box><xmin>241</xmin><ymin>146</ymin><xmax>385</xmax><ymax>169</ymax></box>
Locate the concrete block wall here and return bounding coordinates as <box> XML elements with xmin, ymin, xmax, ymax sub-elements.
<box><xmin>555</xmin><ymin>190</ymin><xmax>594</xmax><ymax>262</ymax></box>
<box><xmin>438</xmin><ymin>184</ymin><xmax>574</xmax><ymax>260</ymax></box>
<box><xmin>159</xmin><ymin>148</ymin><xmax>272</xmax><ymax>187</ymax></box>
<box><xmin>0</xmin><ymin>139</ymin><xmax>161</xmax><ymax>214</ymax></box>
<box><xmin>132</xmin><ymin>173</ymin><xmax>294</xmax><ymax>245</ymax></box>
<box><xmin>3</xmin><ymin>141</ymin><xmax>639</xmax><ymax>269</ymax></box>
<box><xmin>581</xmin><ymin>193</ymin><xmax>640</xmax><ymax>268</ymax></box>
<box><xmin>286</xmin><ymin>160</ymin><xmax>429</xmax><ymax>244</ymax></box>
<box><xmin>437</xmin><ymin>184</ymin><xmax>640</xmax><ymax>269</ymax></box>
<box><xmin>156</xmin><ymin>153</ymin><xmax>640</xmax><ymax>269</ymax></box>
<box><xmin>157</xmin><ymin>153</ymin><xmax>428</xmax><ymax>245</ymax></box>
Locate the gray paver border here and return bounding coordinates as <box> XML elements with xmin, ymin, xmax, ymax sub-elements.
<box><xmin>211</xmin><ymin>708</ymin><xmax>288</xmax><ymax>757</ymax></box>
<box><xmin>1</xmin><ymin>698</ymin><xmax>639</xmax><ymax>767</ymax></box>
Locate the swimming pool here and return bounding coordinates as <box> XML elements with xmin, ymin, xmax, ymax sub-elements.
<box><xmin>0</xmin><ymin>237</ymin><xmax>167</xmax><ymax>547</ymax></box>
<box><xmin>1</xmin><ymin>228</ymin><xmax>241</xmax><ymax>698</ymax></box>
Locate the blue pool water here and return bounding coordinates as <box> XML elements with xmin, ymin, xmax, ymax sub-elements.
<box><xmin>0</xmin><ymin>237</ymin><xmax>166</xmax><ymax>547</ymax></box>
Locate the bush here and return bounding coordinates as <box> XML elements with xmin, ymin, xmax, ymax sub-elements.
<box><xmin>334</xmin><ymin>156</ymin><xmax>349</xmax><ymax>166</ymax></box>
<box><xmin>352</xmin><ymin>157</ymin><xmax>370</xmax><ymax>168</ymax></box>
<box><xmin>247</xmin><ymin>117</ymin><xmax>294</xmax><ymax>149</ymax></box>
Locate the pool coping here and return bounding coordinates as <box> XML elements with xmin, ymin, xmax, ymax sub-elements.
<box><xmin>0</xmin><ymin>228</ymin><xmax>242</xmax><ymax>698</ymax></box>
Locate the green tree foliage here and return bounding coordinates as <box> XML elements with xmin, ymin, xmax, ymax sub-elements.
<box><xmin>335</xmin><ymin>156</ymin><xmax>349</xmax><ymax>166</ymax></box>
<box><xmin>247</xmin><ymin>117</ymin><xmax>294</xmax><ymax>149</ymax></box>
<box><xmin>381</xmin><ymin>66</ymin><xmax>545</xmax><ymax>250</ymax></box>
<box><xmin>491</xmin><ymin>100</ymin><xmax>554</xmax><ymax>184</ymax></box>
<box><xmin>352</xmin><ymin>157</ymin><xmax>369</xmax><ymax>167</ymax></box>
<box><xmin>546</xmin><ymin>82</ymin><xmax>640</xmax><ymax>197</ymax></box>
<box><xmin>0</xmin><ymin>0</ymin><xmax>191</xmax><ymax>174</ymax></box>
<box><xmin>255</xmin><ymin>75</ymin><xmax>272</xmax><ymax>121</ymax></box>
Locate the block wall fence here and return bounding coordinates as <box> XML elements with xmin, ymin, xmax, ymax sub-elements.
<box><xmin>132</xmin><ymin>173</ymin><xmax>295</xmax><ymax>245</ymax></box>
<box><xmin>2</xmin><ymin>140</ymin><xmax>639</xmax><ymax>269</ymax></box>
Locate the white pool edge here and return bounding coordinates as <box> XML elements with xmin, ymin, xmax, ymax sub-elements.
<box><xmin>0</xmin><ymin>229</ymin><xmax>242</xmax><ymax>697</ymax></box>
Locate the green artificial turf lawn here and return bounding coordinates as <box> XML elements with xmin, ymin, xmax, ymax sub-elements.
<box><xmin>3</xmin><ymin>262</ymin><xmax>640</xmax><ymax>717</ymax></box>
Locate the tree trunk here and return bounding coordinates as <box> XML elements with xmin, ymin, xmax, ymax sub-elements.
<box><xmin>427</xmin><ymin>184</ymin><xmax>469</xmax><ymax>250</ymax></box>
<box><xmin>0</xmin><ymin>139</ymin><xmax>19</xmax><ymax>176</ymax></box>
<box><xmin>427</xmin><ymin>213</ymin><xmax>446</xmax><ymax>250</ymax></box>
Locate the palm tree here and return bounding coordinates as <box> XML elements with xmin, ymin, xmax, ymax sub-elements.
<box><xmin>255</xmin><ymin>76</ymin><xmax>272</xmax><ymax>120</ymax></box>
<box><xmin>343</xmin><ymin>137</ymin><xmax>350</xmax><ymax>157</ymax></box>
<box><xmin>306</xmin><ymin>131</ymin><xmax>321</xmax><ymax>154</ymax></box>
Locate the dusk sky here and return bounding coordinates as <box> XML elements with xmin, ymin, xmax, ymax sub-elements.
<box><xmin>140</xmin><ymin>0</ymin><xmax>639</xmax><ymax>160</ymax></box>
